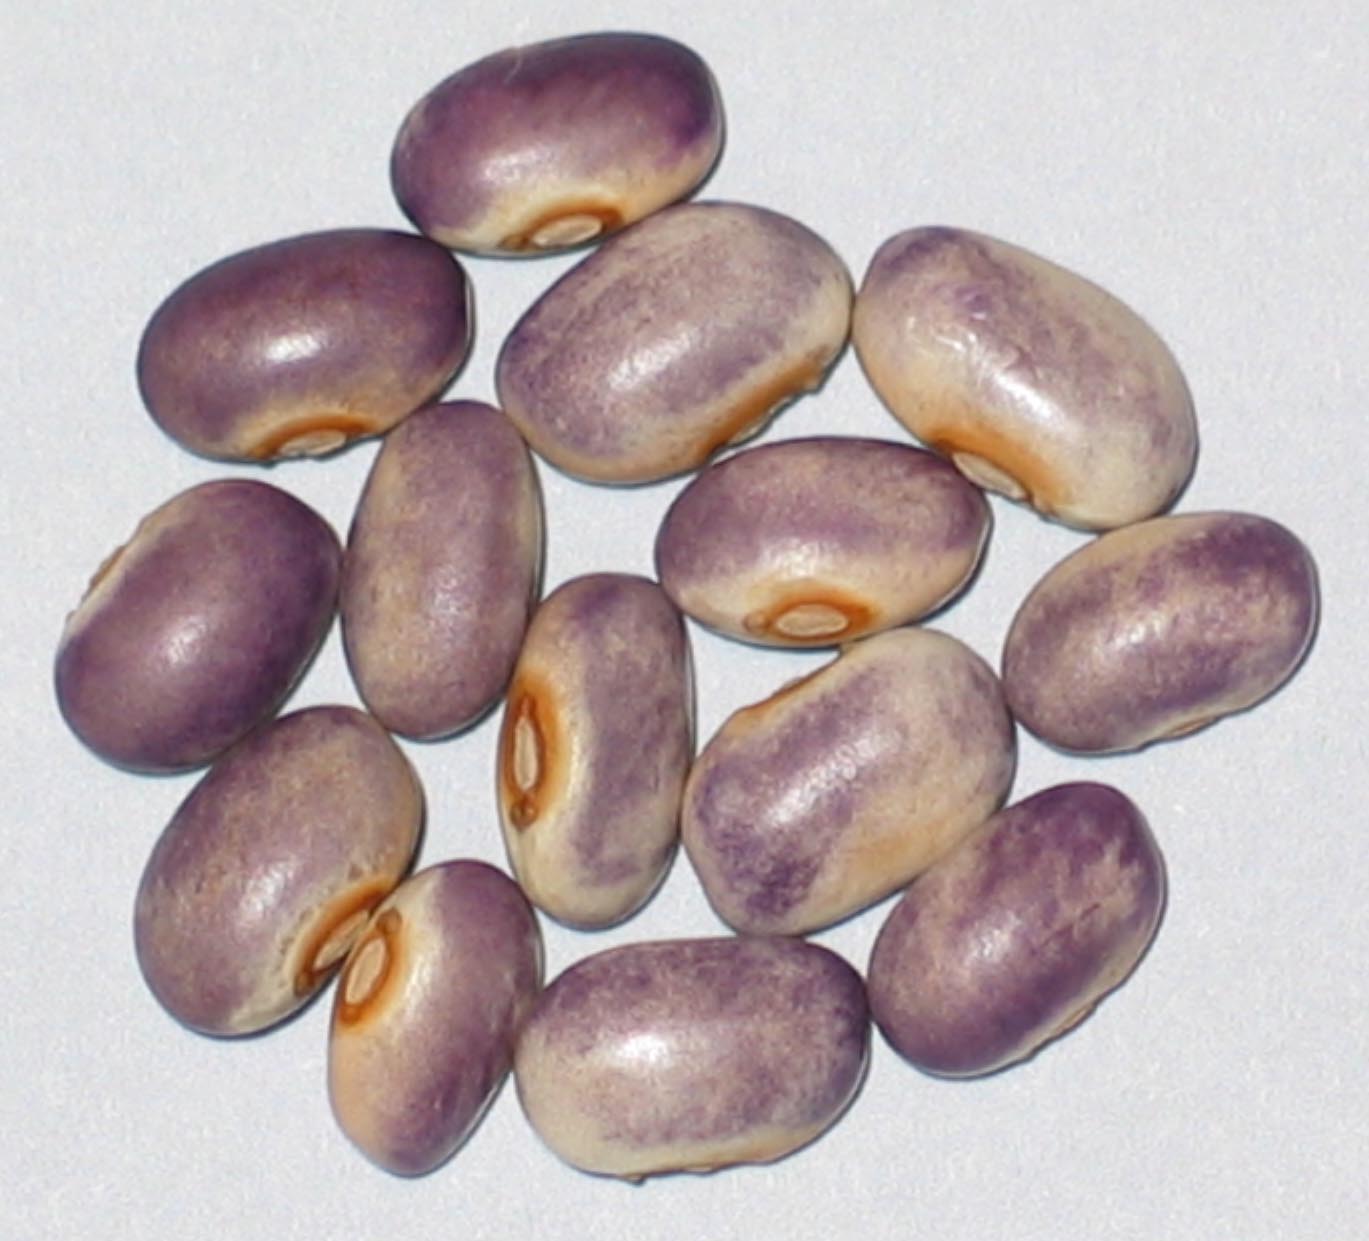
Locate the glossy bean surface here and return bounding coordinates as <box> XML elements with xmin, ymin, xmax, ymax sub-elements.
<box><xmin>341</xmin><ymin>401</ymin><xmax>542</xmax><ymax>739</ymax></box>
<box><xmin>329</xmin><ymin>861</ymin><xmax>543</xmax><ymax>1176</ymax></box>
<box><xmin>514</xmin><ymin>937</ymin><xmax>868</xmax><ymax>1180</ymax></box>
<box><xmin>853</xmin><ymin>226</ymin><xmax>1196</xmax><ymax>529</ymax></box>
<box><xmin>867</xmin><ymin>782</ymin><xmax>1165</xmax><ymax>1077</ymax></box>
<box><xmin>134</xmin><ymin>706</ymin><xmax>422</xmax><ymax>1036</ymax></box>
<box><xmin>496</xmin><ymin>201</ymin><xmax>852</xmax><ymax>483</ymax></box>
<box><xmin>655</xmin><ymin>435</ymin><xmax>989</xmax><ymax>646</ymax></box>
<box><xmin>1002</xmin><ymin>511</ymin><xmax>1318</xmax><ymax>752</ymax></box>
<box><xmin>137</xmin><ymin>229</ymin><xmax>471</xmax><ymax>461</ymax></box>
<box><xmin>55</xmin><ymin>479</ymin><xmax>339</xmax><ymax>772</ymax></box>
<box><xmin>392</xmin><ymin>32</ymin><xmax>722</xmax><ymax>254</ymax></box>
<box><xmin>497</xmin><ymin>574</ymin><xmax>693</xmax><ymax>928</ymax></box>
<box><xmin>683</xmin><ymin>627</ymin><xmax>1016</xmax><ymax>936</ymax></box>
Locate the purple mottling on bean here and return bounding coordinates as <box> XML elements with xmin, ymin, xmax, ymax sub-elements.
<box><xmin>496</xmin><ymin>201</ymin><xmax>851</xmax><ymax>483</ymax></box>
<box><xmin>328</xmin><ymin>860</ymin><xmax>542</xmax><ymax>1176</ymax></box>
<box><xmin>392</xmin><ymin>33</ymin><xmax>722</xmax><ymax>254</ymax></box>
<box><xmin>55</xmin><ymin>479</ymin><xmax>339</xmax><ymax>773</ymax></box>
<box><xmin>868</xmin><ymin>782</ymin><xmax>1164</xmax><ymax>1077</ymax></box>
<box><xmin>341</xmin><ymin>400</ymin><xmax>542</xmax><ymax>740</ymax></box>
<box><xmin>1003</xmin><ymin>511</ymin><xmax>1318</xmax><ymax>752</ymax></box>
<box><xmin>655</xmin><ymin>436</ymin><xmax>989</xmax><ymax>646</ymax></box>
<box><xmin>514</xmin><ymin>937</ymin><xmax>868</xmax><ymax>1178</ymax></box>
<box><xmin>137</xmin><ymin>229</ymin><xmax>471</xmax><ymax>461</ymax></box>
<box><xmin>133</xmin><ymin>706</ymin><xmax>422</xmax><ymax>1036</ymax></box>
<box><xmin>683</xmin><ymin>627</ymin><xmax>1015</xmax><ymax>935</ymax></box>
<box><xmin>498</xmin><ymin>574</ymin><xmax>692</xmax><ymax>928</ymax></box>
<box><xmin>853</xmin><ymin>225</ymin><xmax>1195</xmax><ymax>529</ymax></box>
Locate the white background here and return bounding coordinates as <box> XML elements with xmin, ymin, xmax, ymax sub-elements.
<box><xmin>4</xmin><ymin>2</ymin><xmax>1367</xmax><ymax>1237</ymax></box>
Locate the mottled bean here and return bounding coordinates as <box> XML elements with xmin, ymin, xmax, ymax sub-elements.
<box><xmin>55</xmin><ymin>479</ymin><xmax>339</xmax><ymax>773</ymax></box>
<box><xmin>341</xmin><ymin>401</ymin><xmax>543</xmax><ymax>739</ymax></box>
<box><xmin>329</xmin><ymin>861</ymin><xmax>543</xmax><ymax>1176</ymax></box>
<box><xmin>1002</xmin><ymin>511</ymin><xmax>1318</xmax><ymax>752</ymax></box>
<box><xmin>497</xmin><ymin>573</ymin><xmax>693</xmax><ymax>928</ymax></box>
<box><xmin>655</xmin><ymin>435</ymin><xmax>990</xmax><ymax>646</ymax></box>
<box><xmin>496</xmin><ymin>201</ymin><xmax>852</xmax><ymax>483</ymax></box>
<box><xmin>137</xmin><ymin>228</ymin><xmax>471</xmax><ymax>461</ymax></box>
<box><xmin>683</xmin><ymin>627</ymin><xmax>1016</xmax><ymax>935</ymax></box>
<box><xmin>867</xmin><ymin>782</ymin><xmax>1165</xmax><ymax>1077</ymax></box>
<box><xmin>392</xmin><ymin>33</ymin><xmax>722</xmax><ymax>254</ymax></box>
<box><xmin>853</xmin><ymin>226</ymin><xmax>1196</xmax><ymax>529</ymax></box>
<box><xmin>514</xmin><ymin>937</ymin><xmax>868</xmax><ymax>1180</ymax></box>
<box><xmin>134</xmin><ymin>706</ymin><xmax>422</xmax><ymax>1036</ymax></box>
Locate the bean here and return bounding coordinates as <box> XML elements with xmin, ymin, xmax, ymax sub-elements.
<box><xmin>392</xmin><ymin>33</ymin><xmax>723</xmax><ymax>255</ymax></box>
<box><xmin>496</xmin><ymin>201</ymin><xmax>852</xmax><ymax>483</ymax></box>
<box><xmin>54</xmin><ymin>479</ymin><xmax>339</xmax><ymax>773</ymax></box>
<box><xmin>852</xmin><ymin>226</ymin><xmax>1196</xmax><ymax>529</ymax></box>
<box><xmin>867</xmin><ymin>782</ymin><xmax>1165</xmax><ymax>1077</ymax></box>
<box><xmin>134</xmin><ymin>706</ymin><xmax>422</xmax><ymax>1036</ymax></box>
<box><xmin>682</xmin><ymin>627</ymin><xmax>1016</xmax><ymax>936</ymax></box>
<box><xmin>137</xmin><ymin>228</ymin><xmax>471</xmax><ymax>462</ymax></box>
<box><xmin>1002</xmin><ymin>511</ymin><xmax>1318</xmax><ymax>752</ymax></box>
<box><xmin>655</xmin><ymin>435</ymin><xmax>990</xmax><ymax>646</ymax></box>
<box><xmin>328</xmin><ymin>861</ymin><xmax>543</xmax><ymax>1176</ymax></box>
<box><xmin>497</xmin><ymin>573</ymin><xmax>693</xmax><ymax>928</ymax></box>
<box><xmin>514</xmin><ymin>937</ymin><xmax>868</xmax><ymax>1180</ymax></box>
<box><xmin>341</xmin><ymin>401</ymin><xmax>543</xmax><ymax>740</ymax></box>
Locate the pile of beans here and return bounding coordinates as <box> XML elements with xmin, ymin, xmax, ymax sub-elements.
<box><xmin>53</xmin><ymin>31</ymin><xmax>1320</xmax><ymax>1182</ymax></box>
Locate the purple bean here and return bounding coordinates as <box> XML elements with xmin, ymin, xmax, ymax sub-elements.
<box><xmin>392</xmin><ymin>33</ymin><xmax>722</xmax><ymax>255</ymax></box>
<box><xmin>853</xmin><ymin>226</ymin><xmax>1196</xmax><ymax>529</ymax></box>
<box><xmin>134</xmin><ymin>706</ymin><xmax>422</xmax><ymax>1036</ymax></box>
<box><xmin>341</xmin><ymin>401</ymin><xmax>543</xmax><ymax>740</ymax></box>
<box><xmin>682</xmin><ymin>627</ymin><xmax>1016</xmax><ymax>936</ymax></box>
<box><xmin>655</xmin><ymin>435</ymin><xmax>990</xmax><ymax>646</ymax></box>
<box><xmin>867</xmin><ymin>782</ymin><xmax>1165</xmax><ymax>1077</ymax></box>
<box><xmin>1002</xmin><ymin>511</ymin><xmax>1319</xmax><ymax>752</ymax></box>
<box><xmin>54</xmin><ymin>479</ymin><xmax>339</xmax><ymax>773</ymax></box>
<box><xmin>328</xmin><ymin>861</ymin><xmax>543</xmax><ymax>1176</ymax></box>
<box><xmin>496</xmin><ymin>574</ymin><xmax>693</xmax><ymax>928</ymax></box>
<box><xmin>496</xmin><ymin>201</ymin><xmax>852</xmax><ymax>483</ymax></box>
<box><xmin>137</xmin><ymin>228</ymin><xmax>471</xmax><ymax>462</ymax></box>
<box><xmin>514</xmin><ymin>937</ymin><xmax>868</xmax><ymax>1180</ymax></box>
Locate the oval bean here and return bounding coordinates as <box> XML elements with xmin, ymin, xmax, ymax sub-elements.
<box><xmin>137</xmin><ymin>228</ymin><xmax>471</xmax><ymax>461</ymax></box>
<box><xmin>867</xmin><ymin>782</ymin><xmax>1165</xmax><ymax>1077</ymax></box>
<box><xmin>392</xmin><ymin>33</ymin><xmax>722</xmax><ymax>254</ymax></box>
<box><xmin>497</xmin><ymin>574</ymin><xmax>693</xmax><ymax>928</ymax></box>
<box><xmin>682</xmin><ymin>627</ymin><xmax>1016</xmax><ymax>935</ymax></box>
<box><xmin>1002</xmin><ymin>511</ymin><xmax>1318</xmax><ymax>752</ymax></box>
<box><xmin>54</xmin><ymin>479</ymin><xmax>339</xmax><ymax>772</ymax></box>
<box><xmin>341</xmin><ymin>401</ymin><xmax>543</xmax><ymax>739</ymax></box>
<box><xmin>853</xmin><ymin>226</ymin><xmax>1196</xmax><ymax>529</ymax></box>
<box><xmin>134</xmin><ymin>706</ymin><xmax>422</xmax><ymax>1036</ymax></box>
<box><xmin>496</xmin><ymin>201</ymin><xmax>852</xmax><ymax>483</ymax></box>
<box><xmin>329</xmin><ymin>861</ymin><xmax>543</xmax><ymax>1176</ymax></box>
<box><xmin>514</xmin><ymin>937</ymin><xmax>868</xmax><ymax>1179</ymax></box>
<box><xmin>655</xmin><ymin>435</ymin><xmax>990</xmax><ymax>646</ymax></box>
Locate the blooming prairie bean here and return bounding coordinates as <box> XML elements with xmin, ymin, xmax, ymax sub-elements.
<box><xmin>137</xmin><ymin>229</ymin><xmax>471</xmax><ymax>462</ymax></box>
<box><xmin>392</xmin><ymin>32</ymin><xmax>722</xmax><ymax>254</ymax></box>
<box><xmin>134</xmin><ymin>707</ymin><xmax>422</xmax><ymax>1036</ymax></box>
<box><xmin>853</xmin><ymin>226</ymin><xmax>1196</xmax><ymax>530</ymax></box>
<box><xmin>514</xmin><ymin>937</ymin><xmax>868</xmax><ymax>1180</ymax></box>
<box><xmin>55</xmin><ymin>479</ymin><xmax>339</xmax><ymax>773</ymax></box>
<box><xmin>341</xmin><ymin>401</ymin><xmax>543</xmax><ymax>740</ymax></box>
<box><xmin>683</xmin><ymin>627</ymin><xmax>1016</xmax><ymax>936</ymax></box>
<box><xmin>329</xmin><ymin>861</ymin><xmax>543</xmax><ymax>1176</ymax></box>
<box><xmin>655</xmin><ymin>435</ymin><xmax>989</xmax><ymax>646</ymax></box>
<box><xmin>496</xmin><ymin>201</ymin><xmax>852</xmax><ymax>483</ymax></box>
<box><xmin>867</xmin><ymin>782</ymin><xmax>1165</xmax><ymax>1077</ymax></box>
<box><xmin>1002</xmin><ymin>511</ymin><xmax>1319</xmax><ymax>752</ymax></box>
<box><xmin>497</xmin><ymin>574</ymin><xmax>693</xmax><ymax>929</ymax></box>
